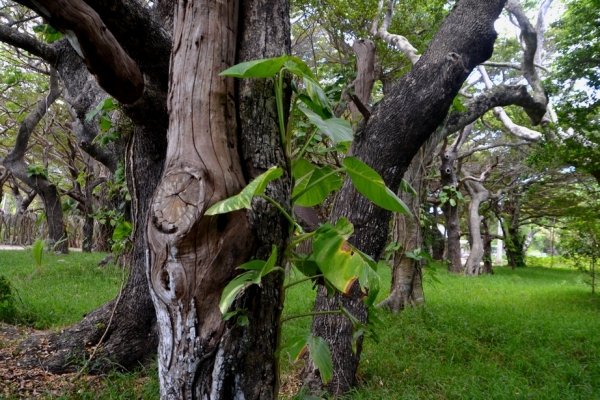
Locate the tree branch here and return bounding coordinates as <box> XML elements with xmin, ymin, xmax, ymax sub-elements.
<box><xmin>0</xmin><ymin>23</ymin><xmax>57</xmax><ymax>64</ymax></box>
<box><xmin>14</xmin><ymin>0</ymin><xmax>144</xmax><ymax>104</ymax></box>
<box><xmin>370</xmin><ymin>0</ymin><xmax>420</xmax><ymax>64</ymax></box>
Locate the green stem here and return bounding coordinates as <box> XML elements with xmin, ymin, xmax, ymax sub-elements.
<box><xmin>292</xmin><ymin>166</ymin><xmax>346</xmax><ymax>202</ymax></box>
<box><xmin>274</xmin><ymin>74</ymin><xmax>287</xmax><ymax>158</ymax></box>
<box><xmin>294</xmin><ymin>127</ymin><xmax>319</xmax><ymax>162</ymax></box>
<box><xmin>286</xmin><ymin>94</ymin><xmax>298</xmax><ymax>160</ymax></box>
<box><xmin>286</xmin><ymin>231</ymin><xmax>316</xmax><ymax>252</ymax></box>
<box><xmin>280</xmin><ymin>310</ymin><xmax>342</xmax><ymax>325</ymax></box>
<box><xmin>257</xmin><ymin>194</ymin><xmax>303</xmax><ymax>233</ymax></box>
<box><xmin>284</xmin><ymin>274</ymin><xmax>323</xmax><ymax>290</ymax></box>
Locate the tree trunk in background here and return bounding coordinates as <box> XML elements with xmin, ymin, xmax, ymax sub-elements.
<box><xmin>378</xmin><ymin>132</ymin><xmax>441</xmax><ymax>311</ymax></box>
<box><xmin>2</xmin><ymin>70</ymin><xmax>68</xmax><ymax>254</ymax></box>
<box><xmin>146</xmin><ymin>0</ymin><xmax>289</xmax><ymax>397</ymax></box>
<box><xmin>502</xmin><ymin>193</ymin><xmax>526</xmax><ymax>268</ymax></box>
<box><xmin>482</xmin><ymin>215</ymin><xmax>494</xmax><ymax>274</ymax></box>
<box><xmin>349</xmin><ymin>39</ymin><xmax>375</xmax><ymax>124</ymax></box>
<box><xmin>440</xmin><ymin>142</ymin><xmax>462</xmax><ymax>273</ymax></box>
<box><xmin>463</xmin><ymin>180</ymin><xmax>489</xmax><ymax>276</ymax></box>
<box><xmin>304</xmin><ymin>0</ymin><xmax>507</xmax><ymax>395</ymax></box>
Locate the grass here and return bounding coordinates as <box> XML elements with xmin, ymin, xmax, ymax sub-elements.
<box><xmin>281</xmin><ymin>264</ymin><xmax>600</xmax><ymax>399</ymax></box>
<box><xmin>0</xmin><ymin>249</ymin><xmax>122</xmax><ymax>329</ymax></box>
<box><xmin>1</xmin><ymin>250</ymin><xmax>599</xmax><ymax>399</ymax></box>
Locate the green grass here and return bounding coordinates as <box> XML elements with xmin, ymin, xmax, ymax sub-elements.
<box><xmin>0</xmin><ymin>249</ymin><xmax>122</xmax><ymax>329</ymax></box>
<box><xmin>2</xmin><ymin>250</ymin><xmax>599</xmax><ymax>399</ymax></box>
<box><xmin>282</xmin><ymin>264</ymin><xmax>600</xmax><ymax>399</ymax></box>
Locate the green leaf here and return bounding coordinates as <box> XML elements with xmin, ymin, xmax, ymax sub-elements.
<box><xmin>279</xmin><ymin>333</ymin><xmax>309</xmax><ymax>361</ymax></box>
<box><xmin>400</xmin><ymin>179</ymin><xmax>418</xmax><ymax>197</ymax></box>
<box><xmin>219</xmin><ymin>270</ymin><xmax>261</xmax><ymax>314</ymax></box>
<box><xmin>304</xmin><ymin>76</ymin><xmax>331</xmax><ymax>112</ymax></box>
<box><xmin>297</xmin><ymin>94</ymin><xmax>331</xmax><ymax>119</ymax></box>
<box><xmin>283</xmin><ymin>56</ymin><xmax>317</xmax><ymax>80</ymax></box>
<box><xmin>298</xmin><ymin>104</ymin><xmax>353</xmax><ymax>143</ymax></box>
<box><xmin>236</xmin><ymin>315</ymin><xmax>249</xmax><ymax>326</ymax></box>
<box><xmin>219</xmin><ymin>55</ymin><xmax>288</xmax><ymax>78</ymax></box>
<box><xmin>99</xmin><ymin>114</ymin><xmax>112</xmax><ymax>132</ymax></box>
<box><xmin>32</xmin><ymin>239</ymin><xmax>44</xmax><ymax>268</ymax></box>
<box><xmin>312</xmin><ymin>219</ymin><xmax>375</xmax><ymax>294</ymax></box>
<box><xmin>292</xmin><ymin>160</ymin><xmax>342</xmax><ymax>207</ymax></box>
<box><xmin>343</xmin><ymin>157</ymin><xmax>412</xmax><ymax>216</ymax></box>
<box><xmin>112</xmin><ymin>221</ymin><xmax>132</xmax><ymax>241</ymax></box>
<box><xmin>291</xmin><ymin>254</ymin><xmax>320</xmax><ymax>277</ymax></box>
<box><xmin>307</xmin><ymin>336</ymin><xmax>333</xmax><ymax>384</ymax></box>
<box><xmin>449</xmin><ymin>198</ymin><xmax>456</xmax><ymax>207</ymax></box>
<box><xmin>205</xmin><ymin>166</ymin><xmax>282</xmax><ymax>215</ymax></box>
<box><xmin>451</xmin><ymin>95</ymin><xmax>467</xmax><ymax>112</ymax></box>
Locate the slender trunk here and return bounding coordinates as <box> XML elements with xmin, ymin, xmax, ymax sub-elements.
<box><xmin>304</xmin><ymin>1</ymin><xmax>507</xmax><ymax>395</ymax></box>
<box><xmin>482</xmin><ymin>216</ymin><xmax>493</xmax><ymax>274</ymax></box>
<box><xmin>463</xmin><ymin>180</ymin><xmax>489</xmax><ymax>276</ymax></box>
<box><xmin>443</xmin><ymin>200</ymin><xmax>462</xmax><ymax>273</ymax></box>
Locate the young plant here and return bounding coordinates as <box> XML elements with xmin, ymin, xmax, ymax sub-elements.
<box><xmin>209</xmin><ymin>55</ymin><xmax>415</xmax><ymax>384</ymax></box>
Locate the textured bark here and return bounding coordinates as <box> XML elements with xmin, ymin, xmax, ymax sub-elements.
<box><xmin>463</xmin><ymin>180</ymin><xmax>489</xmax><ymax>276</ymax></box>
<box><xmin>146</xmin><ymin>0</ymin><xmax>289</xmax><ymax>398</ymax></box>
<box><xmin>482</xmin><ymin>216</ymin><xmax>494</xmax><ymax>274</ymax></box>
<box><xmin>349</xmin><ymin>39</ymin><xmax>375</xmax><ymax>123</ymax></box>
<box><xmin>20</xmin><ymin>0</ymin><xmax>143</xmax><ymax>104</ymax></box>
<box><xmin>439</xmin><ymin>139</ymin><xmax>462</xmax><ymax>273</ymax></box>
<box><xmin>306</xmin><ymin>0</ymin><xmax>507</xmax><ymax>395</ymax></box>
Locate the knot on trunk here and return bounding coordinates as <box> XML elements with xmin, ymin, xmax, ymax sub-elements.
<box><xmin>150</xmin><ymin>169</ymin><xmax>206</xmax><ymax>240</ymax></box>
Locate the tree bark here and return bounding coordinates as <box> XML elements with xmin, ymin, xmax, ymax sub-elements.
<box><xmin>463</xmin><ymin>180</ymin><xmax>489</xmax><ymax>276</ymax></box>
<box><xmin>146</xmin><ymin>0</ymin><xmax>289</xmax><ymax>398</ymax></box>
<box><xmin>305</xmin><ymin>0</ymin><xmax>507</xmax><ymax>395</ymax></box>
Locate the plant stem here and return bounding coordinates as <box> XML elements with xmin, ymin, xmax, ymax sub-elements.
<box><xmin>295</xmin><ymin>127</ymin><xmax>319</xmax><ymax>161</ymax></box>
<box><xmin>257</xmin><ymin>194</ymin><xmax>303</xmax><ymax>233</ymax></box>
<box><xmin>292</xmin><ymin>166</ymin><xmax>346</xmax><ymax>201</ymax></box>
<box><xmin>286</xmin><ymin>231</ymin><xmax>316</xmax><ymax>252</ymax></box>
<box><xmin>284</xmin><ymin>274</ymin><xmax>323</xmax><ymax>290</ymax></box>
<box><xmin>280</xmin><ymin>309</ymin><xmax>342</xmax><ymax>324</ymax></box>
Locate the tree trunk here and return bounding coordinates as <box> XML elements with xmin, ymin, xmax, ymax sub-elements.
<box><xmin>482</xmin><ymin>216</ymin><xmax>494</xmax><ymax>274</ymax></box>
<box><xmin>304</xmin><ymin>0</ymin><xmax>507</xmax><ymax>395</ymax></box>
<box><xmin>2</xmin><ymin>70</ymin><xmax>68</xmax><ymax>254</ymax></box>
<box><xmin>463</xmin><ymin>180</ymin><xmax>489</xmax><ymax>276</ymax></box>
<box><xmin>146</xmin><ymin>0</ymin><xmax>289</xmax><ymax>398</ymax></box>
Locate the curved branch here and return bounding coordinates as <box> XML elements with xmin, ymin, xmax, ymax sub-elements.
<box><xmin>0</xmin><ymin>23</ymin><xmax>57</xmax><ymax>64</ymax></box>
<box><xmin>370</xmin><ymin>0</ymin><xmax>420</xmax><ymax>64</ymax></box>
<box><xmin>442</xmin><ymin>83</ymin><xmax>543</xmax><ymax>137</ymax></box>
<box><xmin>15</xmin><ymin>0</ymin><xmax>144</xmax><ymax>104</ymax></box>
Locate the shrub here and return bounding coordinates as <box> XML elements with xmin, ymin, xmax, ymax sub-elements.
<box><xmin>0</xmin><ymin>275</ymin><xmax>17</xmax><ymax>323</ymax></box>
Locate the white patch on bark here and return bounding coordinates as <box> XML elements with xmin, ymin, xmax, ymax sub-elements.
<box><xmin>209</xmin><ymin>347</ymin><xmax>226</xmax><ymax>400</ymax></box>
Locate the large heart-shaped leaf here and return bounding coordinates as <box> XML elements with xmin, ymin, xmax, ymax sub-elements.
<box><xmin>343</xmin><ymin>157</ymin><xmax>412</xmax><ymax>216</ymax></box>
<box><xmin>220</xmin><ymin>55</ymin><xmax>288</xmax><ymax>78</ymax></box>
<box><xmin>298</xmin><ymin>105</ymin><xmax>353</xmax><ymax>143</ymax></box>
<box><xmin>312</xmin><ymin>219</ymin><xmax>378</xmax><ymax>294</ymax></box>
<box><xmin>292</xmin><ymin>159</ymin><xmax>342</xmax><ymax>207</ymax></box>
<box><xmin>283</xmin><ymin>56</ymin><xmax>317</xmax><ymax>80</ymax></box>
<box><xmin>206</xmin><ymin>166</ymin><xmax>282</xmax><ymax>215</ymax></box>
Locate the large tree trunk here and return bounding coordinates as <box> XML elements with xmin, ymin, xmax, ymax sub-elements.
<box><xmin>304</xmin><ymin>0</ymin><xmax>507</xmax><ymax>395</ymax></box>
<box><xmin>146</xmin><ymin>0</ymin><xmax>289</xmax><ymax>398</ymax></box>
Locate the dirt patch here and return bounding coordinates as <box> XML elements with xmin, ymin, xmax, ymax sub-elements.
<box><xmin>0</xmin><ymin>323</ymin><xmax>101</xmax><ymax>398</ymax></box>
